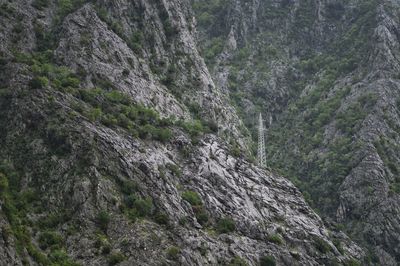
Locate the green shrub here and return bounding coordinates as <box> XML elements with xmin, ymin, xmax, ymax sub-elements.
<box><xmin>181</xmin><ymin>120</ymin><xmax>204</xmax><ymax>138</ymax></box>
<box><xmin>0</xmin><ymin>173</ymin><xmax>9</xmax><ymax>193</ymax></box>
<box><xmin>230</xmin><ymin>143</ymin><xmax>241</xmax><ymax>157</ymax></box>
<box><xmin>260</xmin><ymin>255</ymin><xmax>276</xmax><ymax>266</ymax></box>
<box><xmin>344</xmin><ymin>259</ymin><xmax>361</xmax><ymax>266</ymax></box>
<box><xmin>133</xmin><ymin>198</ymin><xmax>153</xmax><ymax>217</ymax></box>
<box><xmin>203</xmin><ymin>119</ymin><xmax>218</xmax><ymax>133</ymax></box>
<box><xmin>124</xmin><ymin>194</ymin><xmax>138</xmax><ymax>209</ymax></box>
<box><xmin>216</xmin><ymin>217</ymin><xmax>235</xmax><ymax>234</ymax></box>
<box><xmin>37</xmin><ymin>214</ymin><xmax>61</xmax><ymax>229</ymax></box>
<box><xmin>32</xmin><ymin>0</ymin><xmax>50</xmax><ymax>10</ymax></box>
<box><xmin>48</xmin><ymin>249</ymin><xmax>79</xmax><ymax>265</ymax></box>
<box><xmin>27</xmin><ymin>244</ymin><xmax>50</xmax><ymax>265</ymax></box>
<box><xmin>108</xmin><ymin>252</ymin><xmax>125</xmax><ymax>265</ymax></box>
<box><xmin>203</xmin><ymin>37</ymin><xmax>224</xmax><ymax>63</ymax></box>
<box><xmin>29</xmin><ymin>76</ymin><xmax>49</xmax><ymax>89</ymax></box>
<box><xmin>314</xmin><ymin>237</ymin><xmax>331</xmax><ymax>253</ymax></box>
<box><xmin>125</xmin><ymin>208</ymin><xmax>139</xmax><ymax>222</ymax></box>
<box><xmin>164</xmin><ymin>19</ymin><xmax>179</xmax><ymax>37</ymax></box>
<box><xmin>102</xmin><ymin>244</ymin><xmax>111</xmax><ymax>255</ymax></box>
<box><xmin>388</xmin><ymin>162</ymin><xmax>398</xmax><ymax>175</ymax></box>
<box><xmin>229</xmin><ymin>256</ymin><xmax>248</xmax><ymax>266</ymax></box>
<box><xmin>166</xmin><ymin>246</ymin><xmax>180</xmax><ymax>260</ymax></box>
<box><xmin>38</xmin><ymin>231</ymin><xmax>63</xmax><ymax>250</ymax></box>
<box><xmin>129</xmin><ymin>31</ymin><xmax>143</xmax><ymax>53</ymax></box>
<box><xmin>105</xmin><ymin>90</ymin><xmax>129</xmax><ymax>104</ymax></box>
<box><xmin>154</xmin><ymin>213</ymin><xmax>169</xmax><ymax>225</ymax></box>
<box><xmin>166</xmin><ymin>163</ymin><xmax>182</xmax><ymax>177</ymax></box>
<box><xmin>61</xmin><ymin>76</ymin><xmax>80</xmax><ymax>88</ymax></box>
<box><xmin>121</xmin><ymin>180</ymin><xmax>138</xmax><ymax>195</ymax></box>
<box><xmin>154</xmin><ymin>128</ymin><xmax>173</xmax><ymax>143</ymax></box>
<box><xmin>79</xmin><ymin>87</ymin><xmax>102</xmax><ymax>104</ymax></box>
<box><xmin>333</xmin><ymin>239</ymin><xmax>344</xmax><ymax>254</ymax></box>
<box><xmin>182</xmin><ymin>190</ymin><xmax>202</xmax><ymax>206</ymax></box>
<box><xmin>267</xmin><ymin>234</ymin><xmax>283</xmax><ymax>245</ymax></box>
<box><xmin>179</xmin><ymin>216</ymin><xmax>188</xmax><ymax>226</ymax></box>
<box><xmin>97</xmin><ymin>211</ymin><xmax>110</xmax><ymax>232</ymax></box>
<box><xmin>58</xmin><ymin>0</ymin><xmax>74</xmax><ymax>16</ymax></box>
<box><xmin>86</xmin><ymin>107</ymin><xmax>102</xmax><ymax>122</ymax></box>
<box><xmin>193</xmin><ymin>206</ymin><xmax>209</xmax><ymax>226</ymax></box>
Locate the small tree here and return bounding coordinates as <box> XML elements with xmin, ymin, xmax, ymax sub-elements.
<box><xmin>97</xmin><ymin>211</ymin><xmax>110</xmax><ymax>233</ymax></box>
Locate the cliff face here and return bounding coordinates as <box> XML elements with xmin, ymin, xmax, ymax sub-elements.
<box><xmin>191</xmin><ymin>0</ymin><xmax>400</xmax><ymax>264</ymax></box>
<box><xmin>0</xmin><ymin>0</ymin><xmax>364</xmax><ymax>265</ymax></box>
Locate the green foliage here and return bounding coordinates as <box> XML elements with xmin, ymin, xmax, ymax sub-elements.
<box><xmin>374</xmin><ymin>137</ymin><xmax>400</xmax><ymax>194</ymax></box>
<box><xmin>181</xmin><ymin>190</ymin><xmax>208</xmax><ymax>225</ymax></box>
<box><xmin>94</xmin><ymin>233</ymin><xmax>111</xmax><ymax>255</ymax></box>
<box><xmin>203</xmin><ymin>37</ymin><xmax>224</xmax><ymax>64</ymax></box>
<box><xmin>139</xmin><ymin>124</ymin><xmax>173</xmax><ymax>143</ymax></box>
<box><xmin>73</xmin><ymin>87</ymin><xmax>175</xmax><ymax>142</ymax></box>
<box><xmin>59</xmin><ymin>0</ymin><xmax>73</xmax><ymax>13</ymax></box>
<box><xmin>166</xmin><ymin>163</ymin><xmax>182</xmax><ymax>177</ymax></box>
<box><xmin>259</xmin><ymin>255</ymin><xmax>276</xmax><ymax>266</ymax></box>
<box><xmin>132</xmin><ymin>198</ymin><xmax>153</xmax><ymax>217</ymax></box>
<box><xmin>0</xmin><ymin>165</ymin><xmax>77</xmax><ymax>265</ymax></box>
<box><xmin>267</xmin><ymin>234</ymin><xmax>284</xmax><ymax>245</ymax></box>
<box><xmin>29</xmin><ymin>76</ymin><xmax>49</xmax><ymax>89</ymax></box>
<box><xmin>120</xmin><ymin>180</ymin><xmax>138</xmax><ymax>195</ymax></box>
<box><xmin>336</xmin><ymin>98</ymin><xmax>370</xmax><ymax>135</ymax></box>
<box><xmin>15</xmin><ymin>51</ymin><xmax>81</xmax><ymax>92</ymax></box>
<box><xmin>108</xmin><ymin>252</ymin><xmax>125</xmax><ymax>265</ymax></box>
<box><xmin>0</xmin><ymin>173</ymin><xmax>9</xmax><ymax>192</ymax></box>
<box><xmin>216</xmin><ymin>217</ymin><xmax>235</xmax><ymax>234</ymax></box>
<box><xmin>0</xmin><ymin>3</ymin><xmax>16</xmax><ymax>18</ymax></box>
<box><xmin>180</xmin><ymin>120</ymin><xmax>204</xmax><ymax>138</ymax></box>
<box><xmin>129</xmin><ymin>31</ymin><xmax>144</xmax><ymax>54</ymax></box>
<box><xmin>228</xmin><ymin>256</ymin><xmax>248</xmax><ymax>266</ymax></box>
<box><xmin>192</xmin><ymin>0</ymin><xmax>228</xmax><ymax>28</ymax></box>
<box><xmin>229</xmin><ymin>141</ymin><xmax>241</xmax><ymax>158</ymax></box>
<box><xmin>32</xmin><ymin>0</ymin><xmax>50</xmax><ymax>9</ymax></box>
<box><xmin>86</xmin><ymin>107</ymin><xmax>102</xmax><ymax>122</ymax></box>
<box><xmin>193</xmin><ymin>205</ymin><xmax>209</xmax><ymax>226</ymax></box>
<box><xmin>38</xmin><ymin>231</ymin><xmax>63</xmax><ymax>250</ymax></box>
<box><xmin>344</xmin><ymin>259</ymin><xmax>361</xmax><ymax>266</ymax></box>
<box><xmin>365</xmin><ymin>248</ymin><xmax>380</xmax><ymax>264</ymax></box>
<box><xmin>163</xmin><ymin>19</ymin><xmax>179</xmax><ymax>38</ymax></box>
<box><xmin>314</xmin><ymin>237</ymin><xmax>331</xmax><ymax>254</ymax></box>
<box><xmin>48</xmin><ymin>249</ymin><xmax>80</xmax><ymax>265</ymax></box>
<box><xmin>97</xmin><ymin>211</ymin><xmax>110</xmax><ymax>232</ymax></box>
<box><xmin>333</xmin><ymin>239</ymin><xmax>344</xmax><ymax>254</ymax></box>
<box><xmin>182</xmin><ymin>190</ymin><xmax>202</xmax><ymax>206</ymax></box>
<box><xmin>166</xmin><ymin>246</ymin><xmax>180</xmax><ymax>260</ymax></box>
<box><xmin>179</xmin><ymin>216</ymin><xmax>188</xmax><ymax>226</ymax></box>
<box><xmin>154</xmin><ymin>213</ymin><xmax>169</xmax><ymax>225</ymax></box>
<box><xmin>123</xmin><ymin>193</ymin><xmax>153</xmax><ymax>221</ymax></box>
<box><xmin>37</xmin><ymin>212</ymin><xmax>67</xmax><ymax>229</ymax></box>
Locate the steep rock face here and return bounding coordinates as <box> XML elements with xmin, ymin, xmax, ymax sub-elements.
<box><xmin>0</xmin><ymin>0</ymin><xmax>365</xmax><ymax>265</ymax></box>
<box><xmin>192</xmin><ymin>0</ymin><xmax>400</xmax><ymax>263</ymax></box>
<box><xmin>0</xmin><ymin>91</ymin><xmax>364</xmax><ymax>265</ymax></box>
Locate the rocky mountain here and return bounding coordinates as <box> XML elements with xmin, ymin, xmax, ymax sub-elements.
<box><xmin>191</xmin><ymin>0</ymin><xmax>400</xmax><ymax>264</ymax></box>
<box><xmin>0</xmin><ymin>0</ymin><xmax>396</xmax><ymax>265</ymax></box>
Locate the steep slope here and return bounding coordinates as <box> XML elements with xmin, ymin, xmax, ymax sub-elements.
<box><xmin>191</xmin><ymin>0</ymin><xmax>400</xmax><ymax>264</ymax></box>
<box><xmin>0</xmin><ymin>0</ymin><xmax>364</xmax><ymax>265</ymax></box>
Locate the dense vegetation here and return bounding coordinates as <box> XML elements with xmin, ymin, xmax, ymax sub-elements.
<box><xmin>193</xmin><ymin>0</ymin><xmax>383</xmax><ymax>216</ymax></box>
<box><xmin>0</xmin><ymin>163</ymin><xmax>79</xmax><ymax>265</ymax></box>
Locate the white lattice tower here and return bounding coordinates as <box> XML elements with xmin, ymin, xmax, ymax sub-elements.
<box><xmin>257</xmin><ymin>113</ymin><xmax>267</xmax><ymax>168</ymax></box>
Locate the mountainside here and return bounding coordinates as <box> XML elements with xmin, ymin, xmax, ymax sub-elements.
<box><xmin>0</xmin><ymin>0</ymin><xmax>367</xmax><ymax>265</ymax></box>
<box><xmin>191</xmin><ymin>0</ymin><xmax>400</xmax><ymax>264</ymax></box>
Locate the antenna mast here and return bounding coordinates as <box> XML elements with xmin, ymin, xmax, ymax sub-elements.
<box><xmin>257</xmin><ymin>113</ymin><xmax>267</xmax><ymax>168</ymax></box>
